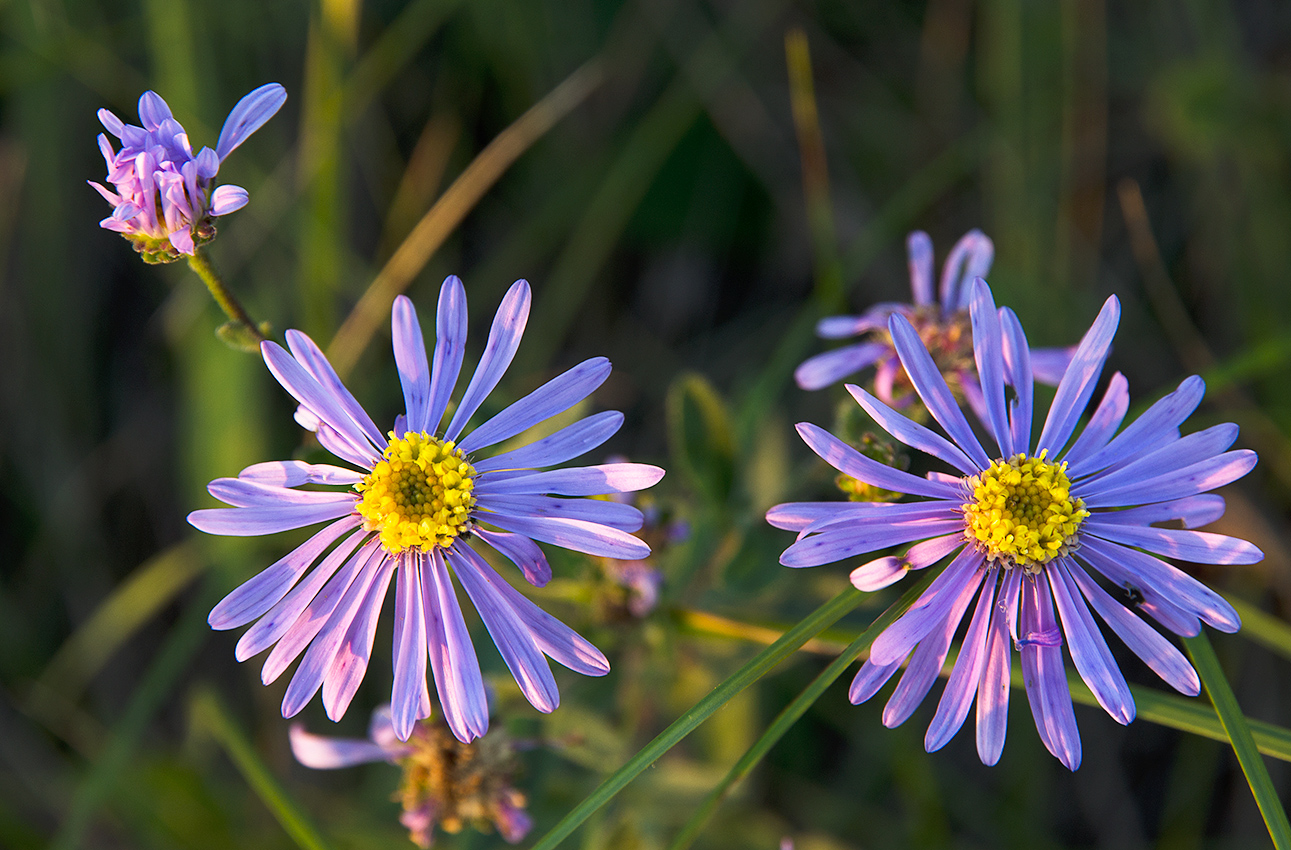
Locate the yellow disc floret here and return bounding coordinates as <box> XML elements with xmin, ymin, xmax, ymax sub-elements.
<box><xmin>962</xmin><ymin>451</ymin><xmax>1088</xmax><ymax>573</ymax></box>
<box><xmin>355</xmin><ymin>431</ymin><xmax>477</xmax><ymax>554</ymax></box>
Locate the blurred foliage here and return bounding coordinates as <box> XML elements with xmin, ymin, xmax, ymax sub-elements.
<box><xmin>3</xmin><ymin>0</ymin><xmax>1291</xmax><ymax>848</ymax></box>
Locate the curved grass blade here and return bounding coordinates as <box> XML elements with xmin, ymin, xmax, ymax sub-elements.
<box><xmin>1225</xmin><ymin>594</ymin><xmax>1291</xmax><ymax>663</ymax></box>
<box><xmin>528</xmin><ymin>586</ymin><xmax>865</xmax><ymax>850</ymax></box>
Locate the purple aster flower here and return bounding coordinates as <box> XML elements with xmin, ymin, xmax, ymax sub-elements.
<box><xmin>89</xmin><ymin>83</ymin><xmax>286</xmax><ymax>262</ymax></box>
<box><xmin>190</xmin><ymin>276</ymin><xmax>665</xmax><ymax>743</ymax></box>
<box><xmin>291</xmin><ymin>705</ymin><xmax>532</xmax><ymax>847</ymax></box>
<box><xmin>769</xmin><ymin>278</ymin><xmax>1261</xmax><ymax>769</ymax></box>
<box><xmin>795</xmin><ymin>230</ymin><xmax>1073</xmax><ymax>418</ymax></box>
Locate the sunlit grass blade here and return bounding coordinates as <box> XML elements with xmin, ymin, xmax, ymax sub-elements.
<box><xmin>189</xmin><ymin>689</ymin><xmax>335</xmax><ymax>850</ymax></box>
<box><xmin>326</xmin><ymin>57</ymin><xmax>604</xmax><ymax>376</ymax></box>
<box><xmin>1184</xmin><ymin>632</ymin><xmax>1291</xmax><ymax>848</ymax></box>
<box><xmin>1224</xmin><ymin>594</ymin><xmax>1291</xmax><ymax>664</ymax></box>
<box><xmin>668</xmin><ymin>575</ymin><xmax>936</xmax><ymax>850</ymax></box>
<box><xmin>528</xmin><ymin>586</ymin><xmax>865</xmax><ymax>850</ymax></box>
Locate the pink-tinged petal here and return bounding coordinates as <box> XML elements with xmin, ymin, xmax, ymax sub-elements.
<box><xmin>451</xmin><ymin>546</ymin><xmax>559</xmax><ymax>713</ymax></box>
<box><xmin>446</xmin><ymin>280</ymin><xmax>531</xmax><ymax>441</ymax></box>
<box><xmin>323</xmin><ymin>560</ymin><xmax>396</xmax><ymax>721</ymax></box>
<box><xmin>796</xmin><ymin>502</ymin><xmax>961</xmax><ymax>538</ymax></box>
<box><xmin>137</xmin><ymin>90</ymin><xmax>173</xmax><ymax>130</ymax></box>
<box><xmin>188</xmin><ymin>500</ymin><xmax>355</xmax><ymax>536</ymax></box>
<box><xmin>457</xmin><ymin>541</ymin><xmax>608</xmax><ymax>675</ymax></box>
<box><xmin>976</xmin><ymin>571</ymin><xmax>1015</xmax><ymax>765</ymax></box>
<box><xmin>423</xmin><ymin>550</ymin><xmax>489</xmax><ymax>742</ymax></box>
<box><xmin>1092</xmin><ymin>495</ymin><xmax>1225</xmax><ymax>530</ymax></box>
<box><xmin>907</xmin><ymin>230</ymin><xmax>935</xmax><ymax>305</ymax></box>
<box><xmin>209</xmin><ymin>516</ymin><xmax>361</xmax><ymax>630</ymax></box>
<box><xmin>1018</xmin><ymin>575</ymin><xmax>1082</xmax><ymax>770</ymax></box>
<box><xmin>1036</xmin><ymin>295</ymin><xmax>1120</xmax><ymax>457</ymax></box>
<box><xmin>1072</xmin><ymin>376</ymin><xmax>1204</xmax><ymax>476</ymax></box>
<box><xmin>477</xmin><ymin>463</ymin><xmax>664</xmax><ymax>497</ymax></box>
<box><xmin>392</xmin><ymin>295</ymin><xmax>433</xmax><ymax>433</ymax></box>
<box><xmin>195</xmin><ymin>146</ymin><xmax>219</xmax><ymax>179</ymax></box>
<box><xmin>766</xmin><ymin>501</ymin><xmax>856</xmax><ymax>532</ymax></box>
<box><xmin>846</xmin><ymin>384</ymin><xmax>979</xmax><ymax>475</ymax></box>
<box><xmin>1062</xmin><ymin>373</ymin><xmax>1129</xmax><ymax>471</ymax></box>
<box><xmin>999</xmin><ymin>308</ymin><xmax>1034</xmax><ymax>456</ymax></box>
<box><xmin>206</xmin><ymin>477</ymin><xmax>356</xmax><ymax>507</ymax></box>
<box><xmin>283</xmin><ymin>330</ymin><xmax>385</xmax><ymax>450</ymax></box>
<box><xmin>780</xmin><ymin>519</ymin><xmax>963</xmax><ymax>569</ymax></box>
<box><xmin>88</xmin><ymin>179</ymin><xmax>120</xmax><ymax>205</ymax></box>
<box><xmin>209</xmin><ymin>184</ymin><xmax>248</xmax><ymax>215</ymax></box>
<box><xmin>425</xmin><ymin>276</ymin><xmax>468</xmax><ymax>434</ymax></box>
<box><xmin>289</xmin><ymin>724</ymin><xmax>391</xmax><ymax>769</ymax></box>
<box><xmin>1049</xmin><ymin>562</ymin><xmax>1134</xmax><ymax>724</ymax></box>
<box><xmin>474</xmin><ymin>528</ymin><xmax>552</xmax><ymax>587</ymax></box>
<box><xmin>939</xmin><ymin>230</ymin><xmax>994</xmax><ymax>312</ymax></box>
<box><xmin>1076</xmin><ymin>542</ymin><xmax>1201</xmax><ymax>637</ymax></box>
<box><xmin>1080</xmin><ymin>450</ymin><xmax>1257</xmax><ymax>509</ymax></box>
<box><xmin>238</xmin><ymin>460</ymin><xmax>363</xmax><ymax>487</ymax></box>
<box><xmin>474</xmin><ymin>411</ymin><xmax>624</xmax><ymax>473</ymax></box>
<box><xmin>888</xmin><ymin>314</ymin><xmax>993</xmax><ymax>469</ymax></box>
<box><xmin>924</xmin><ymin>568</ymin><xmax>997</xmax><ymax>751</ymax></box>
<box><xmin>794</xmin><ymin>343</ymin><xmax>888</xmax><ymax>391</ymax></box>
<box><xmin>1076</xmin><ymin>423</ymin><xmax>1238</xmax><ymax>497</ymax></box>
<box><xmin>1067</xmin><ymin>565</ymin><xmax>1200</xmax><ymax>695</ymax></box>
<box><xmin>850</xmin><ymin>557</ymin><xmax>907</xmax><ymax>592</ymax></box>
<box><xmin>1029</xmin><ymin>346</ymin><xmax>1076</xmax><ymax>385</ymax></box>
<box><xmin>261</xmin><ymin>341</ymin><xmax>380</xmax><ymax>464</ymax></box>
<box><xmin>253</xmin><ymin>539</ymin><xmax>378</xmax><ymax>676</ymax></box>
<box><xmin>168</xmin><ymin>227</ymin><xmax>195</xmax><ymax>256</ymax></box>
<box><xmin>874</xmin><ymin>355</ymin><xmax>899</xmax><ymax>406</ymax></box>
<box><xmin>1085</xmin><ymin>520</ymin><xmax>1263</xmax><ymax>566</ymax></box>
<box><xmin>480</xmin><ymin>512</ymin><xmax>650</xmax><ymax>560</ymax></box>
<box><xmin>458</xmin><ymin>357</ymin><xmax>612</xmax><ymax>455</ymax></box>
<box><xmin>216</xmin><ymin>82</ymin><xmax>287</xmax><ymax>160</ymax></box>
<box><xmin>392</xmin><ymin>557</ymin><xmax>429</xmax><ymax>741</ymax></box>
<box><xmin>968</xmin><ymin>280</ymin><xmax>1013</xmax><ymax>458</ymax></box>
<box><xmin>795</xmin><ymin>421</ymin><xmax>964</xmax><ymax>500</ymax></box>
<box><xmin>871</xmin><ymin>547</ymin><xmax>984</xmax><ymax>666</ymax></box>
<box><xmin>280</xmin><ymin>552</ymin><xmax>389</xmax><ymax>717</ymax></box>
<box><xmin>817</xmin><ymin>308</ymin><xmax>893</xmax><ymax>339</ymax></box>
<box><xmin>480</xmin><ymin>494</ymin><xmax>643</xmax><ymax>533</ymax></box>
<box><xmin>848</xmin><ymin>657</ymin><xmax>902</xmax><ymax>704</ymax></box>
<box><xmin>98</xmin><ymin>108</ymin><xmax>125</xmax><ymax>138</ymax></box>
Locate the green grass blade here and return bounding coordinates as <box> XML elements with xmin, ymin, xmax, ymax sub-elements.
<box><xmin>1225</xmin><ymin>595</ymin><xmax>1291</xmax><ymax>663</ymax></box>
<box><xmin>528</xmin><ymin>586</ymin><xmax>865</xmax><ymax>850</ymax></box>
<box><xmin>1183</xmin><ymin>632</ymin><xmax>1291</xmax><ymax>847</ymax></box>
<box><xmin>189</xmin><ymin>689</ymin><xmax>335</xmax><ymax>850</ymax></box>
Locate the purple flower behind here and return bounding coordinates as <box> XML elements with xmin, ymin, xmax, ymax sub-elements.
<box><xmin>190</xmin><ymin>277</ymin><xmax>665</xmax><ymax>743</ymax></box>
<box><xmin>89</xmin><ymin>83</ymin><xmax>286</xmax><ymax>262</ymax></box>
<box><xmin>795</xmin><ymin>230</ymin><xmax>1073</xmax><ymax>419</ymax></box>
<box><xmin>770</xmin><ymin>278</ymin><xmax>1261</xmax><ymax>769</ymax></box>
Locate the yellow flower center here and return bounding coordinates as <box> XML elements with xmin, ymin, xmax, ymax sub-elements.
<box><xmin>355</xmin><ymin>431</ymin><xmax>477</xmax><ymax>554</ymax></box>
<box><xmin>962</xmin><ymin>452</ymin><xmax>1088</xmax><ymax>573</ymax></box>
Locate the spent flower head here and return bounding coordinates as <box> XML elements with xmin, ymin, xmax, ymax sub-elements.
<box><xmin>795</xmin><ymin>230</ymin><xmax>1073</xmax><ymax>418</ymax></box>
<box><xmin>290</xmin><ymin>705</ymin><xmax>531</xmax><ymax>848</ymax></box>
<box><xmin>769</xmin><ymin>278</ymin><xmax>1262</xmax><ymax>769</ymax></box>
<box><xmin>90</xmin><ymin>83</ymin><xmax>286</xmax><ymax>262</ymax></box>
<box><xmin>190</xmin><ymin>276</ymin><xmax>664</xmax><ymax>743</ymax></box>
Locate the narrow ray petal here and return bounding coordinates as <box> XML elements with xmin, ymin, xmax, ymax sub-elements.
<box><xmin>446</xmin><ymin>280</ymin><xmax>531</xmax><ymax>441</ymax></box>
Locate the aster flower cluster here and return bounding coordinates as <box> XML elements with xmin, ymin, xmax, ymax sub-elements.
<box><xmin>90</xmin><ymin>84</ymin><xmax>286</xmax><ymax>262</ymax></box>
<box><xmin>190</xmin><ymin>276</ymin><xmax>664</xmax><ymax>744</ymax></box>
<box><xmin>770</xmin><ymin>278</ymin><xmax>1261</xmax><ymax>768</ymax></box>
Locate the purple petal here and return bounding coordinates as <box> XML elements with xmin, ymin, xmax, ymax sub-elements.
<box><xmin>968</xmin><ymin>280</ymin><xmax>1013</xmax><ymax>458</ymax></box>
<box><xmin>1061</xmin><ymin>372</ymin><xmax>1130</xmax><ymax>471</ymax></box>
<box><xmin>1080</xmin><ymin>537</ymin><xmax>1239</xmax><ymax>632</ymax></box>
<box><xmin>238</xmin><ymin>460</ymin><xmax>362</xmax><ymax>487</ymax></box>
<box><xmin>206</xmin><ymin>477</ymin><xmax>356</xmax><ymax>507</ymax></box>
<box><xmin>1076</xmin><ymin>423</ymin><xmax>1238</xmax><ymax>496</ymax></box>
<box><xmin>216</xmin><ymin>82</ymin><xmax>287</xmax><ymax>160</ymax></box>
<box><xmin>322</xmin><ymin>560</ymin><xmax>396</xmax><ymax>720</ymax></box>
<box><xmin>261</xmin><ymin>341</ymin><xmax>380</xmax><ymax>464</ymax></box>
<box><xmin>209</xmin><ymin>516</ymin><xmax>360</xmax><ymax>630</ymax></box>
<box><xmin>976</xmin><ymin>572</ymin><xmax>1015</xmax><ymax>765</ymax></box>
<box><xmin>458</xmin><ymin>357</ymin><xmax>612</xmax><ymax>455</ymax></box>
<box><xmin>795</xmin><ymin>422</ymin><xmax>964</xmax><ymax>500</ymax></box>
<box><xmin>1019</xmin><ymin>575</ymin><xmax>1082</xmax><ymax>770</ymax></box>
<box><xmin>1029</xmin><ymin>346</ymin><xmax>1076</xmax><ymax>385</ymax></box>
<box><xmin>137</xmin><ymin>91</ymin><xmax>172</xmax><ymax>130</ymax></box>
<box><xmin>89</xmin><ymin>178</ymin><xmax>119</xmax><ymax>205</ymax></box>
<box><xmin>1092</xmin><ymin>495</ymin><xmax>1226</xmax><ymax>530</ymax></box>
<box><xmin>1072</xmin><ymin>376</ymin><xmax>1204</xmax><ymax>476</ymax></box>
<box><xmin>871</xmin><ymin>547</ymin><xmax>984</xmax><ymax>666</ymax></box>
<box><xmin>848</xmin><ymin>658</ymin><xmax>902</xmax><ymax>704</ymax></box>
<box><xmin>474</xmin><ymin>411</ymin><xmax>624</xmax><ymax>473</ymax></box>
<box><xmin>780</xmin><ymin>519</ymin><xmax>963</xmax><ymax>569</ymax></box>
<box><xmin>188</xmin><ymin>500</ymin><xmax>355</xmax><ymax>536</ymax></box>
<box><xmin>1049</xmin><ymin>562</ymin><xmax>1134</xmax><ymax>724</ymax></box>
<box><xmin>480</xmin><ymin>512</ymin><xmax>650</xmax><ymax>559</ymax></box>
<box><xmin>1036</xmin><ymin>295</ymin><xmax>1120</xmax><ymax>457</ymax></box>
<box><xmin>450</xmin><ymin>546</ymin><xmax>559</xmax><ymax>713</ymax></box>
<box><xmin>817</xmin><ymin>309</ymin><xmax>891</xmax><ymax>339</ymax></box>
<box><xmin>168</xmin><ymin>227</ymin><xmax>196</xmax><ymax>256</ymax></box>
<box><xmin>846</xmin><ymin>385</ymin><xmax>979</xmax><ymax>475</ymax></box>
<box><xmin>425</xmin><ymin>276</ymin><xmax>468</xmax><ymax>434</ymax></box>
<box><xmin>477</xmin><ymin>463</ymin><xmax>664</xmax><ymax>497</ymax></box>
<box><xmin>392</xmin><ymin>558</ymin><xmax>429</xmax><ymax>741</ymax></box>
<box><xmin>209</xmin><ymin>184</ymin><xmax>248</xmax><ymax>216</ymax></box>
<box><xmin>888</xmin><ymin>315</ymin><xmax>993</xmax><ymax>469</ymax></box>
<box><xmin>1081</xmin><ymin>450</ymin><xmax>1257</xmax><ymax>509</ymax></box>
<box><xmin>98</xmin><ymin>108</ymin><xmax>125</xmax><ymax>138</ymax></box>
<box><xmin>283</xmin><ymin>330</ymin><xmax>385</xmax><ymax>450</ymax></box>
<box><xmin>392</xmin><ymin>295</ymin><xmax>432</xmax><ymax>434</ymax></box>
<box><xmin>423</xmin><ymin>550</ymin><xmax>489</xmax><ymax>742</ymax></box>
<box><xmin>903</xmin><ymin>534</ymin><xmax>966</xmax><ymax>570</ymax></box>
<box><xmin>1075</xmin><ymin>542</ymin><xmax>1201</xmax><ymax>637</ymax></box>
<box><xmin>1085</xmin><ymin>520</ymin><xmax>1262</xmax><ymax>566</ymax></box>
<box><xmin>850</xmin><ymin>557</ymin><xmax>907</xmax><ymax>592</ymax></box>
<box><xmin>446</xmin><ymin>280</ymin><xmax>531</xmax><ymax>441</ymax></box>
<box><xmin>907</xmin><ymin>230</ymin><xmax>935</xmax><ymax>305</ymax></box>
<box><xmin>480</xmin><ymin>494</ymin><xmax>644</xmax><ymax>532</ymax></box>
<box><xmin>999</xmin><ymin>308</ymin><xmax>1034</xmax><ymax>456</ymax></box>
<box><xmin>795</xmin><ymin>502</ymin><xmax>961</xmax><ymax>537</ymax></box>
<box><xmin>1067</xmin><ymin>565</ymin><xmax>1199</xmax><ymax>695</ymax></box>
<box><xmin>766</xmin><ymin>501</ymin><xmax>856</xmax><ymax>532</ymax></box>
<box><xmin>196</xmin><ymin>146</ymin><xmax>219</xmax><ymax>179</ymax></box>
<box><xmin>289</xmin><ymin>724</ymin><xmax>392</xmax><ymax>769</ymax></box>
<box><xmin>939</xmin><ymin>230</ymin><xmax>994</xmax><ymax>312</ymax></box>
<box><xmin>794</xmin><ymin>343</ymin><xmax>888</xmax><ymax>391</ymax></box>
<box><xmin>924</xmin><ymin>568</ymin><xmax>997</xmax><ymax>751</ymax></box>
<box><xmin>474</xmin><ymin>528</ymin><xmax>552</xmax><ymax>587</ymax></box>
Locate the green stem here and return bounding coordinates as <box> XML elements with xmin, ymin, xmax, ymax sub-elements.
<box><xmin>187</xmin><ymin>248</ymin><xmax>266</xmax><ymax>345</ymax></box>
<box><xmin>528</xmin><ymin>586</ymin><xmax>866</xmax><ymax>850</ymax></box>
<box><xmin>1184</xmin><ymin>632</ymin><xmax>1291</xmax><ymax>848</ymax></box>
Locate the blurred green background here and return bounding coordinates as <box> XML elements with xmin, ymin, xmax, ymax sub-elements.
<box><xmin>3</xmin><ymin>0</ymin><xmax>1291</xmax><ymax>847</ymax></box>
